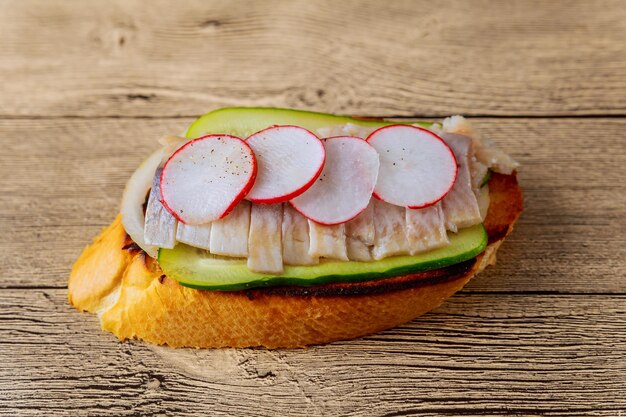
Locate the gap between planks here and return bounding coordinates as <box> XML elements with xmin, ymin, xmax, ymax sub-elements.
<box><xmin>1</xmin><ymin>114</ymin><xmax>626</xmax><ymax>120</ymax></box>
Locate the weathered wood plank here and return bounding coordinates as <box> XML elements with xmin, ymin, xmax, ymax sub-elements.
<box><xmin>0</xmin><ymin>289</ymin><xmax>624</xmax><ymax>416</ymax></box>
<box><xmin>1</xmin><ymin>0</ymin><xmax>625</xmax><ymax>117</ymax></box>
<box><xmin>1</xmin><ymin>117</ymin><xmax>624</xmax><ymax>292</ymax></box>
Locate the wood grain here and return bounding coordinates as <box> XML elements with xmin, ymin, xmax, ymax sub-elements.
<box><xmin>2</xmin><ymin>0</ymin><xmax>626</xmax><ymax>414</ymax></box>
<box><xmin>1</xmin><ymin>289</ymin><xmax>625</xmax><ymax>416</ymax></box>
<box><xmin>1</xmin><ymin>117</ymin><xmax>624</xmax><ymax>293</ymax></box>
<box><xmin>1</xmin><ymin>0</ymin><xmax>625</xmax><ymax>117</ymax></box>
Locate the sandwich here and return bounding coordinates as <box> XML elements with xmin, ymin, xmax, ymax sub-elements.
<box><xmin>68</xmin><ymin>107</ymin><xmax>522</xmax><ymax>348</ymax></box>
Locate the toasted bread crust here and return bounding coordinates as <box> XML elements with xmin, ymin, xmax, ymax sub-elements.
<box><xmin>69</xmin><ymin>173</ymin><xmax>522</xmax><ymax>348</ymax></box>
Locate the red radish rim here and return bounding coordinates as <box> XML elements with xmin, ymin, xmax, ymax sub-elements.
<box><xmin>365</xmin><ymin>124</ymin><xmax>458</xmax><ymax>209</ymax></box>
<box><xmin>289</xmin><ymin>197</ymin><xmax>369</xmax><ymax>226</ymax></box>
<box><xmin>323</xmin><ymin>135</ymin><xmax>366</xmax><ymax>140</ymax></box>
<box><xmin>371</xmin><ymin>190</ymin><xmax>442</xmax><ymax>209</ymax></box>
<box><xmin>371</xmin><ymin>191</ymin><xmax>384</xmax><ymax>202</ymax></box>
<box><xmin>159</xmin><ymin>134</ymin><xmax>257</xmax><ymax>224</ymax></box>
<box><xmin>289</xmin><ymin>135</ymin><xmax>376</xmax><ymax>226</ymax></box>
<box><xmin>245</xmin><ymin>125</ymin><xmax>325</xmax><ymax>204</ymax></box>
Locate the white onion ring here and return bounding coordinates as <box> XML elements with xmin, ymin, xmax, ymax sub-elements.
<box><xmin>120</xmin><ymin>147</ymin><xmax>167</xmax><ymax>258</ymax></box>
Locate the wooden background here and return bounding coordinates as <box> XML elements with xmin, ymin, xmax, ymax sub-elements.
<box><xmin>1</xmin><ymin>0</ymin><xmax>625</xmax><ymax>415</ymax></box>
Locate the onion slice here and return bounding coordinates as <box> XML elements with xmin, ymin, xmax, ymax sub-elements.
<box><xmin>120</xmin><ymin>147</ymin><xmax>167</xmax><ymax>258</ymax></box>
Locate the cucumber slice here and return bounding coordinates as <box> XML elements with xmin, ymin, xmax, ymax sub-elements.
<box><xmin>159</xmin><ymin>224</ymin><xmax>487</xmax><ymax>290</ymax></box>
<box><xmin>185</xmin><ymin>107</ymin><xmax>432</xmax><ymax>139</ymax></box>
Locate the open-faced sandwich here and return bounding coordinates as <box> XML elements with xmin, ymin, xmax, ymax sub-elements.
<box><xmin>69</xmin><ymin>107</ymin><xmax>522</xmax><ymax>348</ymax></box>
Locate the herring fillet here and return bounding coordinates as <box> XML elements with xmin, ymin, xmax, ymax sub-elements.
<box><xmin>248</xmin><ymin>204</ymin><xmax>283</xmax><ymax>274</ymax></box>
<box><xmin>346</xmin><ymin>203</ymin><xmax>375</xmax><ymax>261</ymax></box>
<box><xmin>372</xmin><ymin>199</ymin><xmax>409</xmax><ymax>260</ymax></box>
<box><xmin>308</xmin><ymin>221</ymin><xmax>348</xmax><ymax>260</ymax></box>
<box><xmin>441</xmin><ymin>115</ymin><xmax>518</xmax><ymax>175</ymax></box>
<box><xmin>144</xmin><ymin>167</ymin><xmax>177</xmax><ymax>248</ymax></box>
<box><xmin>176</xmin><ymin>222</ymin><xmax>212</xmax><ymax>250</ymax></box>
<box><xmin>143</xmin><ymin>137</ymin><xmax>187</xmax><ymax>249</ymax></box>
<box><xmin>209</xmin><ymin>200</ymin><xmax>251</xmax><ymax>257</ymax></box>
<box><xmin>282</xmin><ymin>205</ymin><xmax>319</xmax><ymax>265</ymax></box>
<box><xmin>405</xmin><ymin>203</ymin><xmax>449</xmax><ymax>254</ymax></box>
<box><xmin>441</xmin><ymin>133</ymin><xmax>482</xmax><ymax>232</ymax></box>
<box><xmin>346</xmin><ymin>239</ymin><xmax>371</xmax><ymax>261</ymax></box>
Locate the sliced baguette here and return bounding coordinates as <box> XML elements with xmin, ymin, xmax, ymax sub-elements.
<box><xmin>68</xmin><ymin>173</ymin><xmax>522</xmax><ymax>348</ymax></box>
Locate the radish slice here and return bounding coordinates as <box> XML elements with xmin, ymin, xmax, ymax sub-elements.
<box><xmin>245</xmin><ymin>126</ymin><xmax>325</xmax><ymax>204</ymax></box>
<box><xmin>366</xmin><ymin>125</ymin><xmax>457</xmax><ymax>208</ymax></box>
<box><xmin>290</xmin><ymin>136</ymin><xmax>379</xmax><ymax>225</ymax></box>
<box><xmin>160</xmin><ymin>135</ymin><xmax>256</xmax><ymax>225</ymax></box>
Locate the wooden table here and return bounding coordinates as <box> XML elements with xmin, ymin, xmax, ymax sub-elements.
<box><xmin>1</xmin><ymin>1</ymin><xmax>625</xmax><ymax>415</ymax></box>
